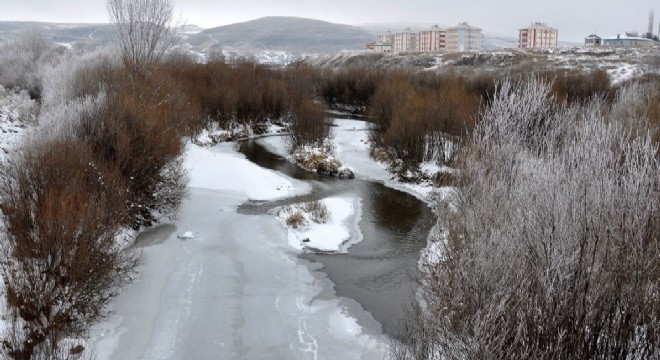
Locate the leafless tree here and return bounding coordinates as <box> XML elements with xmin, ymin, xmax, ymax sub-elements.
<box><xmin>106</xmin><ymin>0</ymin><xmax>180</xmax><ymax>81</ymax></box>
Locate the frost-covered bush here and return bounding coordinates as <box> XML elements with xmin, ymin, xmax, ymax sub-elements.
<box><xmin>394</xmin><ymin>78</ymin><xmax>660</xmax><ymax>359</ymax></box>
<box><xmin>40</xmin><ymin>47</ymin><xmax>121</xmax><ymax>110</ymax></box>
<box><xmin>0</xmin><ymin>29</ymin><xmax>58</xmax><ymax>99</ymax></box>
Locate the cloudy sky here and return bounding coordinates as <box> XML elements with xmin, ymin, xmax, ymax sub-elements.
<box><xmin>1</xmin><ymin>0</ymin><xmax>658</xmax><ymax>41</ymax></box>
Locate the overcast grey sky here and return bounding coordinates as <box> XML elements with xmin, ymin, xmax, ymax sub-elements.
<box><xmin>1</xmin><ymin>0</ymin><xmax>658</xmax><ymax>41</ymax></box>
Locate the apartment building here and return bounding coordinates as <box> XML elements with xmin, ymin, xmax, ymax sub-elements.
<box><xmin>445</xmin><ymin>22</ymin><xmax>481</xmax><ymax>52</ymax></box>
<box><xmin>376</xmin><ymin>33</ymin><xmax>395</xmax><ymax>45</ymax></box>
<box><xmin>393</xmin><ymin>31</ymin><xmax>418</xmax><ymax>52</ymax></box>
<box><xmin>519</xmin><ymin>22</ymin><xmax>558</xmax><ymax>48</ymax></box>
<box><xmin>418</xmin><ymin>26</ymin><xmax>446</xmax><ymax>52</ymax></box>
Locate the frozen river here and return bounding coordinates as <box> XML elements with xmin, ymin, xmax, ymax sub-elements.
<box><xmin>90</xmin><ymin>142</ymin><xmax>389</xmax><ymax>359</ymax></box>
<box><xmin>90</xmin><ymin>119</ymin><xmax>434</xmax><ymax>359</ymax></box>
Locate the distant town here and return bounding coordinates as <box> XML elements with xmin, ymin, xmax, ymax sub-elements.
<box><xmin>367</xmin><ymin>11</ymin><xmax>660</xmax><ymax>53</ymax></box>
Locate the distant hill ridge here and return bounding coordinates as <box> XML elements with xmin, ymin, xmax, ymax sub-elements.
<box><xmin>187</xmin><ymin>16</ymin><xmax>375</xmax><ymax>53</ymax></box>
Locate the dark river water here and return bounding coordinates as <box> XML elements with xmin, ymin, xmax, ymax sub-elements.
<box><xmin>237</xmin><ymin>138</ymin><xmax>435</xmax><ymax>338</ymax></box>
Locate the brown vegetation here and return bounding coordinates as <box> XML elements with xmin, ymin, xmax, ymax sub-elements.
<box><xmin>0</xmin><ymin>140</ymin><xmax>140</xmax><ymax>359</ymax></box>
<box><xmin>369</xmin><ymin>72</ymin><xmax>480</xmax><ymax>174</ymax></box>
<box><xmin>288</xmin><ymin>99</ymin><xmax>329</xmax><ymax>149</ymax></box>
<box><xmin>320</xmin><ymin>67</ymin><xmax>384</xmax><ymax>111</ymax></box>
<box><xmin>285</xmin><ymin>211</ymin><xmax>305</xmax><ymax>229</ymax></box>
<box><xmin>72</xmin><ymin>68</ymin><xmax>189</xmax><ymax>228</ymax></box>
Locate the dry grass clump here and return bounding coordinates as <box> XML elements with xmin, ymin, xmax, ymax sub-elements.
<box><xmin>302</xmin><ymin>200</ymin><xmax>329</xmax><ymax>224</ymax></box>
<box><xmin>283</xmin><ymin>200</ymin><xmax>329</xmax><ymax>230</ymax></box>
<box><xmin>285</xmin><ymin>210</ymin><xmax>305</xmax><ymax>229</ymax></box>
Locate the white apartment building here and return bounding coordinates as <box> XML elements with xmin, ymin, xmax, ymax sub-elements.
<box><xmin>376</xmin><ymin>33</ymin><xmax>395</xmax><ymax>45</ymax></box>
<box><xmin>418</xmin><ymin>26</ymin><xmax>446</xmax><ymax>52</ymax></box>
<box><xmin>445</xmin><ymin>22</ymin><xmax>481</xmax><ymax>52</ymax></box>
<box><xmin>519</xmin><ymin>22</ymin><xmax>558</xmax><ymax>48</ymax></box>
<box><xmin>393</xmin><ymin>31</ymin><xmax>418</xmax><ymax>52</ymax></box>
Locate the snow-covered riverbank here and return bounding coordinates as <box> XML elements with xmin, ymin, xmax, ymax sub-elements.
<box><xmin>258</xmin><ymin>118</ymin><xmax>457</xmax><ymax>205</ymax></box>
<box><xmin>88</xmin><ymin>142</ymin><xmax>388</xmax><ymax>360</ymax></box>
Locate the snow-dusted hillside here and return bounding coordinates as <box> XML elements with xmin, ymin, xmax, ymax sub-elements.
<box><xmin>304</xmin><ymin>47</ymin><xmax>660</xmax><ymax>84</ymax></box>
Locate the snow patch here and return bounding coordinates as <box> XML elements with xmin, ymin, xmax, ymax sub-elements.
<box><xmin>278</xmin><ymin>197</ymin><xmax>363</xmax><ymax>252</ymax></box>
<box><xmin>177</xmin><ymin>231</ymin><xmax>197</xmax><ymax>240</ymax></box>
<box><xmin>184</xmin><ymin>142</ymin><xmax>310</xmax><ymax>200</ymax></box>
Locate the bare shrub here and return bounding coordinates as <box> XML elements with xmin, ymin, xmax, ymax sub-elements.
<box><xmin>162</xmin><ymin>60</ymin><xmax>297</xmax><ymax>135</ymax></box>
<box><xmin>368</xmin><ymin>74</ymin><xmax>413</xmax><ymax>149</ymax></box>
<box><xmin>320</xmin><ymin>67</ymin><xmax>384</xmax><ymax>111</ymax></box>
<box><xmin>0</xmin><ymin>140</ymin><xmax>139</xmax><ymax>360</ymax></box>
<box><xmin>545</xmin><ymin>69</ymin><xmax>613</xmax><ymax>104</ymax></box>
<box><xmin>288</xmin><ymin>99</ymin><xmax>329</xmax><ymax>150</ymax></box>
<box><xmin>369</xmin><ymin>73</ymin><xmax>480</xmax><ymax>173</ymax></box>
<box><xmin>394</xmin><ymin>78</ymin><xmax>660</xmax><ymax>359</ymax></box>
<box><xmin>72</xmin><ymin>73</ymin><xmax>189</xmax><ymax>228</ymax></box>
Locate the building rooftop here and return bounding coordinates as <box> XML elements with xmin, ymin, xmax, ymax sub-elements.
<box><xmin>521</xmin><ymin>22</ymin><xmax>557</xmax><ymax>30</ymax></box>
<box><xmin>447</xmin><ymin>22</ymin><xmax>481</xmax><ymax>31</ymax></box>
<box><xmin>603</xmin><ymin>35</ymin><xmax>656</xmax><ymax>41</ymax></box>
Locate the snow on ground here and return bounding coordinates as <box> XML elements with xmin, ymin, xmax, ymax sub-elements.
<box><xmin>277</xmin><ymin>197</ymin><xmax>363</xmax><ymax>252</ymax></box>
<box><xmin>0</xmin><ymin>87</ymin><xmax>37</xmax><ymax>162</ymax></box>
<box><xmin>0</xmin><ymin>87</ymin><xmax>37</xmax><ymax>334</ymax></box>
<box><xmin>330</xmin><ymin>119</ymin><xmax>452</xmax><ymax>203</ymax></box>
<box><xmin>184</xmin><ymin>142</ymin><xmax>311</xmax><ymax>200</ymax></box>
<box><xmin>607</xmin><ymin>63</ymin><xmax>641</xmax><ymax>85</ymax></box>
<box><xmin>176</xmin><ymin>231</ymin><xmax>197</xmax><ymax>239</ymax></box>
<box><xmin>194</xmin><ymin>121</ymin><xmax>287</xmax><ymax>146</ymax></box>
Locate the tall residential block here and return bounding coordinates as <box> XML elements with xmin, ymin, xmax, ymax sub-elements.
<box><xmin>393</xmin><ymin>31</ymin><xmax>418</xmax><ymax>52</ymax></box>
<box><xmin>418</xmin><ymin>26</ymin><xmax>446</xmax><ymax>52</ymax></box>
<box><xmin>519</xmin><ymin>22</ymin><xmax>558</xmax><ymax>48</ymax></box>
<box><xmin>445</xmin><ymin>22</ymin><xmax>481</xmax><ymax>52</ymax></box>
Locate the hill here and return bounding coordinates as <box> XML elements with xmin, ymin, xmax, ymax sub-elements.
<box><xmin>0</xmin><ymin>22</ymin><xmax>117</xmax><ymax>46</ymax></box>
<box><xmin>187</xmin><ymin>16</ymin><xmax>374</xmax><ymax>54</ymax></box>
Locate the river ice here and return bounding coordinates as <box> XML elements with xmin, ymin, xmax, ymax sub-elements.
<box><xmin>88</xmin><ymin>142</ymin><xmax>387</xmax><ymax>359</ymax></box>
